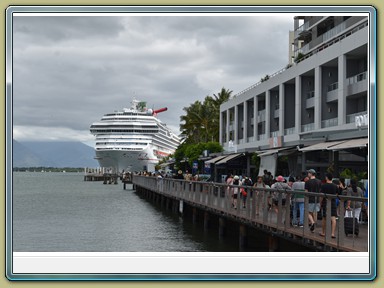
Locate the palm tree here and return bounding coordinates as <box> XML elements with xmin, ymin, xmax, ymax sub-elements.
<box><xmin>210</xmin><ymin>88</ymin><xmax>232</xmax><ymax>141</ymax></box>
<box><xmin>179</xmin><ymin>88</ymin><xmax>232</xmax><ymax>144</ymax></box>
<box><xmin>180</xmin><ymin>101</ymin><xmax>203</xmax><ymax>144</ymax></box>
<box><xmin>212</xmin><ymin>87</ymin><xmax>233</xmax><ymax>107</ymax></box>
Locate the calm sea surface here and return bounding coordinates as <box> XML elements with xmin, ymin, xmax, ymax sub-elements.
<box><xmin>12</xmin><ymin>172</ymin><xmax>243</xmax><ymax>252</ymax></box>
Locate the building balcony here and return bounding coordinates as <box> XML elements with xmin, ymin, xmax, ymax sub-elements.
<box><xmin>274</xmin><ymin>109</ymin><xmax>280</xmax><ymax>118</ymax></box>
<box><xmin>326</xmin><ymin>82</ymin><xmax>339</xmax><ymax>103</ymax></box>
<box><xmin>284</xmin><ymin>127</ymin><xmax>296</xmax><ymax>135</ymax></box>
<box><xmin>347</xmin><ymin>111</ymin><xmax>368</xmax><ymax>124</ymax></box>
<box><xmin>346</xmin><ymin>71</ymin><xmax>367</xmax><ymax>96</ymax></box>
<box><xmin>257</xmin><ymin>110</ymin><xmax>266</xmax><ymax>122</ymax></box>
<box><xmin>270</xmin><ymin>131</ymin><xmax>280</xmax><ymax>137</ymax></box>
<box><xmin>258</xmin><ymin>134</ymin><xmax>266</xmax><ymax>141</ymax></box>
<box><xmin>247</xmin><ymin>136</ymin><xmax>256</xmax><ymax>143</ymax></box>
<box><xmin>301</xmin><ymin>123</ymin><xmax>315</xmax><ymax>132</ymax></box>
<box><xmin>306</xmin><ymin>96</ymin><xmax>315</xmax><ymax>109</ymax></box>
<box><xmin>307</xmin><ymin>91</ymin><xmax>315</xmax><ymax>99</ymax></box>
<box><xmin>321</xmin><ymin>117</ymin><xmax>338</xmax><ymax>128</ymax></box>
<box><xmin>294</xmin><ymin>16</ymin><xmax>325</xmax><ymax>38</ymax></box>
<box><xmin>347</xmin><ymin>71</ymin><xmax>367</xmax><ymax>84</ymax></box>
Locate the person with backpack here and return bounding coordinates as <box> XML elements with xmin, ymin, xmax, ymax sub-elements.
<box><xmin>271</xmin><ymin>175</ymin><xmax>291</xmax><ymax>216</ymax></box>
<box><xmin>345</xmin><ymin>179</ymin><xmax>364</xmax><ymax>222</ymax></box>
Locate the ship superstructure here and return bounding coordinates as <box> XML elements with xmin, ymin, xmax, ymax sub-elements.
<box><xmin>90</xmin><ymin>99</ymin><xmax>180</xmax><ymax>172</ymax></box>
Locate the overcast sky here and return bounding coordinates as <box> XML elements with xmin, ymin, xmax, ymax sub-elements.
<box><xmin>12</xmin><ymin>13</ymin><xmax>294</xmax><ymax>145</ymax></box>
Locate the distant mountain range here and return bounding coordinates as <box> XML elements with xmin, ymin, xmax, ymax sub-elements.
<box><xmin>13</xmin><ymin>140</ymin><xmax>99</xmax><ymax>168</ymax></box>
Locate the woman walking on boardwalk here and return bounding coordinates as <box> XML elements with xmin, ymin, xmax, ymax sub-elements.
<box><xmin>253</xmin><ymin>176</ymin><xmax>269</xmax><ymax>215</ymax></box>
<box><xmin>232</xmin><ymin>175</ymin><xmax>241</xmax><ymax>209</ymax></box>
<box><xmin>345</xmin><ymin>179</ymin><xmax>364</xmax><ymax>222</ymax></box>
<box><xmin>226</xmin><ymin>174</ymin><xmax>234</xmax><ymax>207</ymax></box>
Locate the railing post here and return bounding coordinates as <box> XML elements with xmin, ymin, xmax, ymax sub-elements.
<box><xmin>285</xmin><ymin>193</ymin><xmax>291</xmax><ymax>230</ymax></box>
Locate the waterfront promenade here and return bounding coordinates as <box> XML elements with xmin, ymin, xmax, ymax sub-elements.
<box><xmin>132</xmin><ymin>175</ymin><xmax>368</xmax><ymax>252</ymax></box>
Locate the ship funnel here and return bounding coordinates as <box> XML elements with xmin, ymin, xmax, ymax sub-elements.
<box><xmin>153</xmin><ymin>107</ymin><xmax>168</xmax><ymax>115</ymax></box>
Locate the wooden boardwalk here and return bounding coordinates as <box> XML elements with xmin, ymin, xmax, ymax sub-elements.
<box><xmin>133</xmin><ymin>175</ymin><xmax>368</xmax><ymax>252</ymax></box>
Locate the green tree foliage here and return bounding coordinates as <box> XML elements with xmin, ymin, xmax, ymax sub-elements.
<box><xmin>174</xmin><ymin>142</ymin><xmax>223</xmax><ymax>166</ymax></box>
<box><xmin>175</xmin><ymin>87</ymin><xmax>232</xmax><ymax>169</ymax></box>
<box><xmin>180</xmin><ymin>87</ymin><xmax>232</xmax><ymax>144</ymax></box>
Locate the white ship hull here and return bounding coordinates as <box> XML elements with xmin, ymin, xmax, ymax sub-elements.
<box><xmin>94</xmin><ymin>145</ymin><xmax>158</xmax><ymax>173</ymax></box>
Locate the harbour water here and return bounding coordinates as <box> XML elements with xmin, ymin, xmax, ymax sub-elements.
<box><xmin>12</xmin><ymin>172</ymin><xmax>249</xmax><ymax>252</ymax></box>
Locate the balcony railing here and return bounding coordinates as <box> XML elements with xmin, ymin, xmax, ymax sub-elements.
<box><xmin>347</xmin><ymin>71</ymin><xmax>367</xmax><ymax>85</ymax></box>
<box><xmin>284</xmin><ymin>127</ymin><xmax>296</xmax><ymax>135</ymax></box>
<box><xmin>274</xmin><ymin>109</ymin><xmax>280</xmax><ymax>119</ymax></box>
<box><xmin>258</xmin><ymin>134</ymin><xmax>266</xmax><ymax>140</ymax></box>
<box><xmin>347</xmin><ymin>111</ymin><xmax>368</xmax><ymax>124</ymax></box>
<box><xmin>301</xmin><ymin>123</ymin><xmax>315</xmax><ymax>132</ymax></box>
<box><xmin>294</xmin><ymin>16</ymin><xmax>325</xmax><ymax>38</ymax></box>
<box><xmin>270</xmin><ymin>131</ymin><xmax>280</xmax><ymax>137</ymax></box>
<box><xmin>321</xmin><ymin>117</ymin><xmax>338</xmax><ymax>128</ymax></box>
<box><xmin>257</xmin><ymin>110</ymin><xmax>266</xmax><ymax>122</ymax></box>
<box><xmin>327</xmin><ymin>82</ymin><xmax>338</xmax><ymax>92</ymax></box>
<box><xmin>307</xmin><ymin>91</ymin><xmax>315</xmax><ymax>99</ymax></box>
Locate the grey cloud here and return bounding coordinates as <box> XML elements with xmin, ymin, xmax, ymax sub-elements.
<box><xmin>13</xmin><ymin>16</ymin><xmax>125</xmax><ymax>43</ymax></box>
<box><xmin>12</xmin><ymin>14</ymin><xmax>294</xmax><ymax>141</ymax></box>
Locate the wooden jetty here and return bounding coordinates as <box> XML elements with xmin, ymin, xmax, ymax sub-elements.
<box><xmin>132</xmin><ymin>175</ymin><xmax>369</xmax><ymax>252</ymax></box>
<box><xmin>83</xmin><ymin>167</ymin><xmax>119</xmax><ymax>184</ymax></box>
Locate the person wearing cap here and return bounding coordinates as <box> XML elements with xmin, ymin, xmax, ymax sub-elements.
<box><xmin>305</xmin><ymin>169</ymin><xmax>322</xmax><ymax>232</ymax></box>
<box><xmin>175</xmin><ymin>170</ymin><xmax>184</xmax><ymax>180</ymax></box>
<box><xmin>271</xmin><ymin>175</ymin><xmax>291</xmax><ymax>217</ymax></box>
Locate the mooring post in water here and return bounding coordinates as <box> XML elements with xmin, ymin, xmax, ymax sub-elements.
<box><xmin>192</xmin><ymin>207</ymin><xmax>198</xmax><ymax>224</ymax></box>
<box><xmin>239</xmin><ymin>224</ymin><xmax>247</xmax><ymax>251</ymax></box>
<box><xmin>204</xmin><ymin>211</ymin><xmax>210</xmax><ymax>231</ymax></box>
<box><xmin>268</xmin><ymin>235</ymin><xmax>279</xmax><ymax>252</ymax></box>
<box><xmin>179</xmin><ymin>200</ymin><xmax>183</xmax><ymax>215</ymax></box>
<box><xmin>219</xmin><ymin>217</ymin><xmax>226</xmax><ymax>239</ymax></box>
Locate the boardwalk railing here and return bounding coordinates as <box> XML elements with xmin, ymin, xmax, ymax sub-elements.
<box><xmin>133</xmin><ymin>175</ymin><xmax>368</xmax><ymax>252</ymax></box>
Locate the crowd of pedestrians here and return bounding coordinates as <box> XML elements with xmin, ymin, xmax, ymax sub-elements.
<box><xmin>136</xmin><ymin>167</ymin><xmax>367</xmax><ymax>237</ymax></box>
<box><xmin>222</xmin><ymin>168</ymin><xmax>367</xmax><ymax>237</ymax></box>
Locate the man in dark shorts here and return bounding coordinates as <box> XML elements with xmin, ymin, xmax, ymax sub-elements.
<box><xmin>319</xmin><ymin>173</ymin><xmax>338</xmax><ymax>238</ymax></box>
<box><xmin>305</xmin><ymin>169</ymin><xmax>322</xmax><ymax>232</ymax></box>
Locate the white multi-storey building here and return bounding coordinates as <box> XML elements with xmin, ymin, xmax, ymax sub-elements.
<box><xmin>219</xmin><ymin>16</ymin><xmax>370</xmax><ymax>177</ymax></box>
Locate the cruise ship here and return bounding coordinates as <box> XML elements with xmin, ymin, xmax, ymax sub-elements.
<box><xmin>90</xmin><ymin>99</ymin><xmax>180</xmax><ymax>172</ymax></box>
